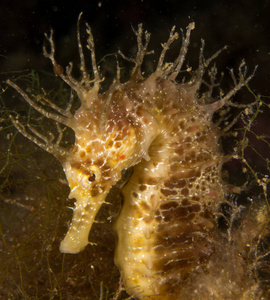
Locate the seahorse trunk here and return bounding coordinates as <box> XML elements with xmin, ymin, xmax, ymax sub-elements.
<box><xmin>114</xmin><ymin>79</ymin><xmax>224</xmax><ymax>298</ymax></box>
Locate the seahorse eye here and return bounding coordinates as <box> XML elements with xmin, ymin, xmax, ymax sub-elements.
<box><xmin>88</xmin><ymin>173</ymin><xmax>96</xmax><ymax>182</ymax></box>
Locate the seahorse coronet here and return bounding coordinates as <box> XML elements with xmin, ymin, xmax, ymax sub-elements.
<box><xmin>8</xmin><ymin>17</ymin><xmax>262</xmax><ymax>299</ymax></box>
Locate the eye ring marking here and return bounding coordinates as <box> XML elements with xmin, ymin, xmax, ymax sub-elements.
<box><xmin>88</xmin><ymin>173</ymin><xmax>96</xmax><ymax>182</ymax></box>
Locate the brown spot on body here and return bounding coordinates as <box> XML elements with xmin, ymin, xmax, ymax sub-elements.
<box><xmin>181</xmin><ymin>187</ymin><xmax>189</xmax><ymax>196</ymax></box>
<box><xmin>192</xmin><ymin>195</ymin><xmax>200</xmax><ymax>201</ymax></box>
<box><xmin>84</xmin><ymin>204</ymin><xmax>93</xmax><ymax>212</ymax></box>
<box><xmin>175</xmin><ymin>146</ymin><xmax>184</xmax><ymax>156</ymax></box>
<box><xmin>160</xmin><ymin>201</ymin><xmax>178</xmax><ymax>210</ymax></box>
<box><xmin>106</xmin><ymin>141</ymin><xmax>114</xmax><ymax>148</ymax></box>
<box><xmin>79</xmin><ymin>150</ymin><xmax>86</xmax><ymax>158</ymax></box>
<box><xmin>162</xmin><ymin>207</ymin><xmax>194</xmax><ymax>222</ymax></box>
<box><xmin>175</xmin><ymin>206</ymin><xmax>189</xmax><ymax>218</ymax></box>
<box><xmin>155</xmin><ymin>215</ymin><xmax>163</xmax><ymax>222</ymax></box>
<box><xmin>164</xmin><ymin>178</ymin><xmax>186</xmax><ymax>189</ymax></box>
<box><xmin>178</xmin><ymin>121</ymin><xmax>185</xmax><ymax>129</ymax></box>
<box><xmin>90</xmin><ymin>186</ymin><xmax>101</xmax><ymax>197</ymax></box>
<box><xmin>182</xmin><ymin>198</ymin><xmax>190</xmax><ymax>206</ymax></box>
<box><xmin>95</xmin><ymin>159</ymin><xmax>104</xmax><ymax>167</ymax></box>
<box><xmin>115</xmin><ymin>141</ymin><xmax>122</xmax><ymax>148</ymax></box>
<box><xmin>139</xmin><ymin>185</ymin><xmax>147</xmax><ymax>191</ymax></box>
<box><xmin>161</xmin><ymin>188</ymin><xmax>178</xmax><ymax>196</ymax></box>
<box><xmin>190</xmin><ymin>204</ymin><xmax>201</xmax><ymax>212</ymax></box>
<box><xmin>184</xmin><ymin>136</ymin><xmax>192</xmax><ymax>143</ymax></box>
<box><xmin>147</xmin><ymin>177</ymin><xmax>159</xmax><ymax>185</ymax></box>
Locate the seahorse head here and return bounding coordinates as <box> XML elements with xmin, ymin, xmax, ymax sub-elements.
<box><xmin>59</xmin><ymin>99</ymin><xmax>138</xmax><ymax>253</ymax></box>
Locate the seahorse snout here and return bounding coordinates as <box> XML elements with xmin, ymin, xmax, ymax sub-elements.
<box><xmin>59</xmin><ymin>161</ymin><xmax>118</xmax><ymax>254</ymax></box>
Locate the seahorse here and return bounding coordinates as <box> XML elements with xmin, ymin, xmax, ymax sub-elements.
<box><xmin>7</xmin><ymin>14</ymin><xmax>258</xmax><ymax>299</ymax></box>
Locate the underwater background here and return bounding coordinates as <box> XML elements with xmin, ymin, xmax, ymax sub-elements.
<box><xmin>0</xmin><ymin>0</ymin><xmax>270</xmax><ymax>299</ymax></box>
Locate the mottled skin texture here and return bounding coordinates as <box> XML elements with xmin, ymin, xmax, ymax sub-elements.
<box><xmin>8</xmin><ymin>19</ymin><xmax>257</xmax><ymax>299</ymax></box>
<box><xmin>59</xmin><ymin>93</ymin><xmax>140</xmax><ymax>253</ymax></box>
<box><xmin>112</xmin><ymin>77</ymin><xmax>224</xmax><ymax>298</ymax></box>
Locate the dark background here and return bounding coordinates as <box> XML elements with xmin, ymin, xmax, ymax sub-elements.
<box><xmin>0</xmin><ymin>1</ymin><xmax>270</xmax><ymax>299</ymax></box>
<box><xmin>1</xmin><ymin>0</ymin><xmax>270</xmax><ymax>95</ymax></box>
